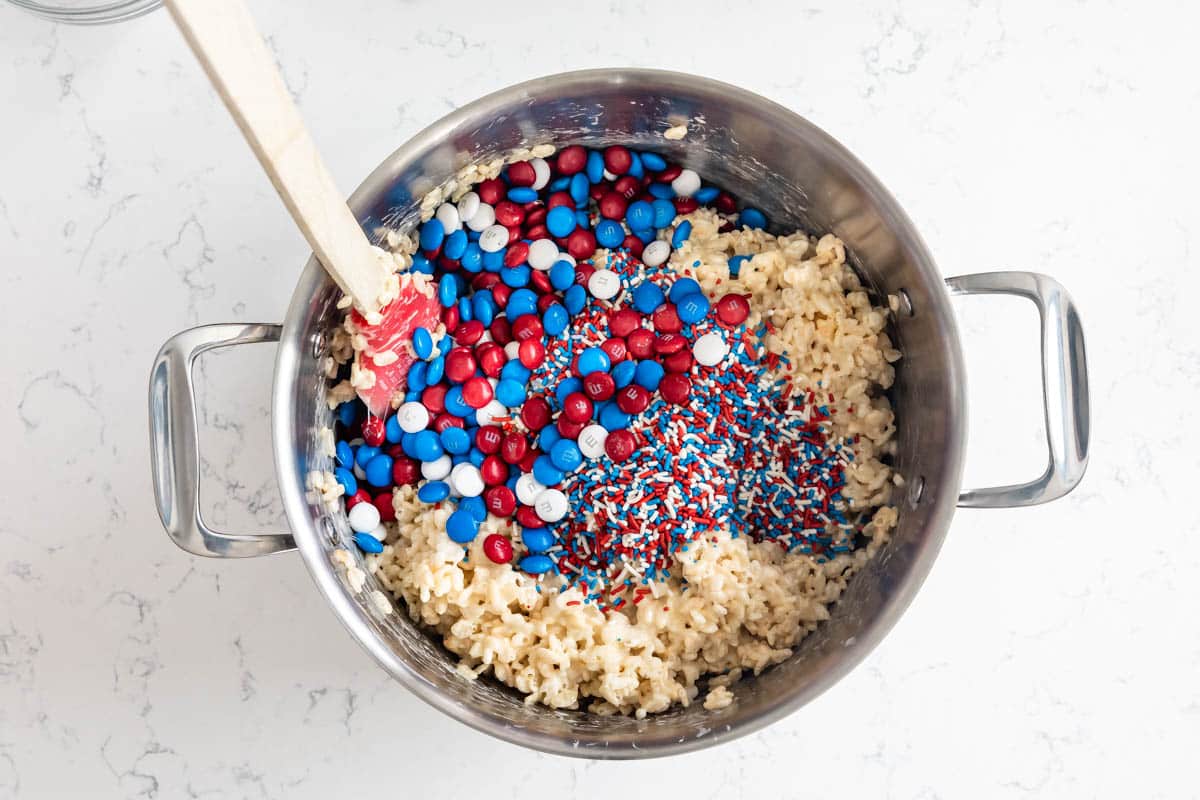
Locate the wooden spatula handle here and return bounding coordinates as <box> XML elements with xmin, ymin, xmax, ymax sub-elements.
<box><xmin>165</xmin><ymin>0</ymin><xmax>387</xmax><ymax>312</ymax></box>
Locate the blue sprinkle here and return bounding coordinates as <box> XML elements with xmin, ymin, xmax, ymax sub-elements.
<box><xmin>546</xmin><ymin>205</ymin><xmax>577</xmax><ymax>237</ymax></box>
<box><xmin>334</xmin><ymin>467</ymin><xmax>357</xmax><ymax>496</ymax></box>
<box><xmin>354</xmin><ymin>532</ymin><xmax>384</xmax><ymax>553</ymax></box>
<box><xmin>418</xmin><ymin>481</ymin><xmax>451</xmax><ymax>502</ymax></box>
<box><xmin>671</xmin><ymin>220</ymin><xmax>692</xmax><ymax>248</ymax></box>
<box><xmin>522</xmin><ymin>527</ymin><xmax>555</xmax><ymax>553</ymax></box>
<box><xmin>419</xmin><ymin>219</ymin><xmax>444</xmax><ymax>251</ymax></box>
<box><xmin>508</xmin><ymin>186</ymin><xmax>538</xmax><ymax>203</ymax></box>
<box><xmin>446</xmin><ymin>510</ymin><xmax>479</xmax><ymax>543</ymax></box>
<box><xmin>412</xmin><ymin>327</ymin><xmax>433</xmax><ymax>359</ymax></box>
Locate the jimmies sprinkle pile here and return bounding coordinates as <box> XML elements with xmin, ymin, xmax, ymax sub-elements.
<box><xmin>321</xmin><ymin>141</ymin><xmax>901</xmax><ymax>714</ymax></box>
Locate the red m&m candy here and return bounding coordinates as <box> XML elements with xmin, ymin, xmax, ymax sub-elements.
<box><xmin>582</xmin><ymin>372</ymin><xmax>615</xmax><ymax>401</ymax></box>
<box><xmin>609</xmin><ymin>308</ymin><xmax>642</xmax><ymax>337</ymax></box>
<box><xmin>475</xmin><ymin>425</ymin><xmax>503</xmax><ymax>454</ymax></box>
<box><xmin>659</xmin><ymin>373</ymin><xmax>692</xmax><ymax>405</ymax></box>
<box><xmin>626</xmin><ymin>329</ymin><xmax>656</xmax><ymax>359</ymax></box>
<box><xmin>444</xmin><ymin>347</ymin><xmax>477</xmax><ymax>383</ymax></box>
<box><xmin>716</xmin><ymin>293</ymin><xmax>751</xmax><ymax>326</ymax></box>
<box><xmin>615</xmin><ymin>385</ymin><xmax>650</xmax><ymax>415</ymax></box>
<box><xmin>500</xmin><ymin>433</ymin><xmax>529</xmax><ymax>465</ymax></box>
<box><xmin>462</xmin><ymin>376</ymin><xmax>494</xmax><ymax>408</ymax></box>
<box><xmin>604</xmin><ymin>429</ymin><xmax>636</xmax><ymax>462</ymax></box>
<box><xmin>562</xmin><ymin>392</ymin><xmax>594</xmax><ymax>423</ymax></box>
<box><xmin>361</xmin><ymin>415</ymin><xmax>386</xmax><ymax>446</ymax></box>
<box><xmin>484</xmin><ymin>487</ymin><xmax>516</xmax><ymax>518</ymax></box>
<box><xmin>520</xmin><ymin>397</ymin><xmax>552</xmax><ymax>430</ymax></box>
<box><xmin>482</xmin><ymin>532</ymin><xmax>513</xmax><ymax>564</ymax></box>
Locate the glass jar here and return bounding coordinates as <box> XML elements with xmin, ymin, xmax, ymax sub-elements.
<box><xmin>5</xmin><ymin>0</ymin><xmax>160</xmax><ymax>23</ymax></box>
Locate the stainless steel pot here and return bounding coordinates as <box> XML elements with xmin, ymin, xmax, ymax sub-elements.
<box><xmin>148</xmin><ymin>69</ymin><xmax>1090</xmax><ymax>758</ymax></box>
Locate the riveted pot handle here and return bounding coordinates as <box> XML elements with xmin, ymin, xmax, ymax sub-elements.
<box><xmin>148</xmin><ymin>323</ymin><xmax>296</xmax><ymax>557</ymax></box>
<box><xmin>946</xmin><ymin>272</ymin><xmax>1090</xmax><ymax>508</ymax></box>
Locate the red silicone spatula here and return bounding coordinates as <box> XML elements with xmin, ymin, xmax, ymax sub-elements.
<box><xmin>165</xmin><ymin>0</ymin><xmax>438</xmax><ymax>416</ymax></box>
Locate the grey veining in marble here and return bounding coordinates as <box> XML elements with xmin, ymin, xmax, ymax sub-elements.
<box><xmin>1</xmin><ymin>0</ymin><xmax>1197</xmax><ymax>796</ymax></box>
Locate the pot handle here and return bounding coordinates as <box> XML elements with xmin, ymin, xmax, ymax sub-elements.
<box><xmin>148</xmin><ymin>323</ymin><xmax>296</xmax><ymax>557</ymax></box>
<box><xmin>946</xmin><ymin>272</ymin><xmax>1090</xmax><ymax>508</ymax></box>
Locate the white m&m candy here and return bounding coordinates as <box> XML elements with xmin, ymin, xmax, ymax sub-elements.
<box><xmin>533</xmin><ymin>489</ymin><xmax>568</xmax><ymax>523</ymax></box>
<box><xmin>421</xmin><ymin>454</ymin><xmax>452</xmax><ymax>481</ymax></box>
<box><xmin>693</xmin><ymin>332</ymin><xmax>729</xmax><ymax>366</ymax></box>
<box><xmin>435</xmin><ymin>202</ymin><xmax>460</xmax><ymax>235</ymax></box>
<box><xmin>456</xmin><ymin>191</ymin><xmax>480</xmax><ymax>226</ymax></box>
<box><xmin>527</xmin><ymin>239</ymin><xmax>560</xmax><ymax>271</ymax></box>
<box><xmin>671</xmin><ymin>169</ymin><xmax>701</xmax><ymax>197</ymax></box>
<box><xmin>449</xmin><ymin>463</ymin><xmax>485</xmax><ymax>498</ymax></box>
<box><xmin>478</xmin><ymin>224</ymin><xmax>509</xmax><ymax>253</ymax></box>
<box><xmin>515</xmin><ymin>473</ymin><xmax>546</xmax><ymax>506</ymax></box>
<box><xmin>397</xmin><ymin>401</ymin><xmax>430</xmax><ymax>433</ymax></box>
<box><xmin>577</xmin><ymin>424</ymin><xmax>609</xmax><ymax>459</ymax></box>
<box><xmin>348</xmin><ymin>501</ymin><xmax>381</xmax><ymax>534</ymax></box>
<box><xmin>588</xmin><ymin>269</ymin><xmax>621</xmax><ymax>300</ymax></box>
<box><xmin>466</xmin><ymin>203</ymin><xmax>495</xmax><ymax>232</ymax></box>
<box><xmin>641</xmin><ymin>240</ymin><xmax>670</xmax><ymax>267</ymax></box>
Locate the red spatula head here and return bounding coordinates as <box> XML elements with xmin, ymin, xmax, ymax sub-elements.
<box><xmin>346</xmin><ymin>273</ymin><xmax>442</xmax><ymax>417</ymax></box>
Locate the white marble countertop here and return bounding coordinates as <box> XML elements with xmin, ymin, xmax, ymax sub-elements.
<box><xmin>2</xmin><ymin>0</ymin><xmax>1196</xmax><ymax>796</ymax></box>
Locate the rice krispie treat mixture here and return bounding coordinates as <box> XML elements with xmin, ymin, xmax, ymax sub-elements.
<box><xmin>320</xmin><ymin>145</ymin><xmax>901</xmax><ymax>716</ymax></box>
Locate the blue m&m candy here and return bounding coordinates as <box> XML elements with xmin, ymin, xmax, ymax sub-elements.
<box><xmin>669</xmin><ymin>277</ymin><xmax>703</xmax><ymax>302</ymax></box>
<box><xmin>419</xmin><ymin>219</ymin><xmax>444</xmax><ymax>251</ymax></box>
<box><xmin>632</xmin><ymin>281</ymin><xmax>664</xmax><ymax>314</ymax></box>
<box><xmin>418</xmin><ymin>481</ymin><xmax>451</xmax><ymax>503</ymax></box>
<box><xmin>543</xmin><ymin>303</ymin><xmax>569</xmax><ymax>336</ymax></box>
<box><xmin>412</xmin><ymin>327</ymin><xmax>433</xmax><ymax>359</ymax></box>
<box><xmin>625</xmin><ymin>200</ymin><xmax>654</xmax><ymax>231</ymax></box>
<box><xmin>519</xmin><ymin>554</ymin><xmax>555</xmax><ymax>574</ymax></box>
<box><xmin>549</xmin><ymin>259</ymin><xmax>576</xmax><ymax>290</ymax></box>
<box><xmin>546</xmin><ymin>206</ymin><xmax>576</xmax><ymax>237</ymax></box>
<box><xmin>443</xmin><ymin>228</ymin><xmax>467</xmax><ymax>260</ymax></box>
<box><xmin>364</xmin><ymin>454</ymin><xmax>393</xmax><ymax>487</ymax></box>
<box><xmin>676</xmin><ymin>292</ymin><xmax>710</xmax><ymax>324</ymax></box>
<box><xmin>506</xmin><ymin>288</ymin><xmax>538</xmax><ymax>318</ymax></box>
<box><xmin>739</xmin><ymin>207</ymin><xmax>768</xmax><ymax>229</ymax></box>
<box><xmin>671</xmin><ymin>220</ymin><xmax>693</xmax><ymax>248</ymax></box>
<box><xmin>533</xmin><ymin>455</ymin><xmax>565</xmax><ymax>487</ymax></box>
<box><xmin>577</xmin><ymin>347</ymin><xmax>611</xmax><ymax>376</ymax></box>
<box><xmin>522</xmin><ymin>527</ymin><xmax>555</xmax><ymax>553</ymax></box>
<box><xmin>595</xmin><ymin>219</ymin><xmax>625</xmax><ymax>249</ymax></box>
<box><xmin>635</xmin><ymin>360</ymin><xmax>665</xmax><ymax>391</ymax></box>
<box><xmin>612</xmin><ymin>360</ymin><xmax>637</xmax><ymax>389</ymax></box>
<box><xmin>441</xmin><ymin>427</ymin><xmax>471</xmax><ymax>455</ymax></box>
<box><xmin>446</xmin><ymin>510</ymin><xmax>479</xmax><ymax>543</ymax></box>
<box><xmin>549</xmin><ymin>440</ymin><xmax>583</xmax><ymax>472</ymax></box>
<box><xmin>334</xmin><ymin>467</ymin><xmax>357</xmax><ymax>496</ymax></box>
<box><xmin>412</xmin><ymin>430</ymin><xmax>443</xmax><ymax>461</ymax></box>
